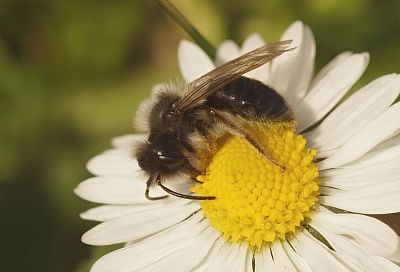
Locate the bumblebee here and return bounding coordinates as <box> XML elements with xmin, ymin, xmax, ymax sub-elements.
<box><xmin>134</xmin><ymin>40</ymin><xmax>293</xmax><ymax>200</ymax></box>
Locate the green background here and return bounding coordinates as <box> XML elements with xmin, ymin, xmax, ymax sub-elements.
<box><xmin>0</xmin><ymin>1</ymin><xmax>399</xmax><ymax>271</ymax></box>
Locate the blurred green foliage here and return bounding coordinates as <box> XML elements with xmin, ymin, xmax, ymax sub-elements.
<box><xmin>0</xmin><ymin>1</ymin><xmax>398</xmax><ymax>271</ymax></box>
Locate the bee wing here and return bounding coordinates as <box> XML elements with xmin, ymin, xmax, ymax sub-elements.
<box><xmin>174</xmin><ymin>40</ymin><xmax>292</xmax><ymax>112</ymax></box>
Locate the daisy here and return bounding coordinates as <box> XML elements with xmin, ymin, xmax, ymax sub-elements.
<box><xmin>75</xmin><ymin>21</ymin><xmax>400</xmax><ymax>271</ymax></box>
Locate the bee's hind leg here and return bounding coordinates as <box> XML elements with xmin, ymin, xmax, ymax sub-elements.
<box><xmin>209</xmin><ymin>109</ymin><xmax>286</xmax><ymax>172</ymax></box>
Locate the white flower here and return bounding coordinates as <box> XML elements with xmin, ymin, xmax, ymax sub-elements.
<box><xmin>75</xmin><ymin>21</ymin><xmax>400</xmax><ymax>271</ymax></box>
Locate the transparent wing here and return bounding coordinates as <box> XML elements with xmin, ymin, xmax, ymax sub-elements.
<box><xmin>174</xmin><ymin>40</ymin><xmax>293</xmax><ymax>112</ymax></box>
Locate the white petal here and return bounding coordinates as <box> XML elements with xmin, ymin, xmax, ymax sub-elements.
<box><xmin>309</xmin><ymin>73</ymin><xmax>396</xmax><ymax>143</ymax></box>
<box><xmin>313</xmin><ymin>211</ymin><xmax>398</xmax><ymax>256</ymax></box>
<box><xmin>196</xmin><ymin>241</ymin><xmax>241</xmax><ymax>272</ymax></box>
<box><xmin>75</xmin><ymin>176</ymin><xmax>150</xmax><ymax>204</ymax></box>
<box><xmin>224</xmin><ymin>243</ymin><xmax>248</xmax><ymax>272</ymax></box>
<box><xmin>371</xmin><ymin>133</ymin><xmax>400</xmax><ymax>151</ymax></box>
<box><xmin>268</xmin><ymin>21</ymin><xmax>302</xmax><ymax>91</ymax></box>
<box><xmin>322</xmin><ymin>136</ymin><xmax>400</xmax><ymax>172</ymax></box>
<box><xmin>241</xmin><ymin>33</ymin><xmax>269</xmax><ymax>82</ymax></box>
<box><xmin>307</xmin><ymin>74</ymin><xmax>400</xmax><ymax>151</ymax></box>
<box><xmin>321</xmin><ymin>168</ymin><xmax>400</xmax><ymax>191</ymax></box>
<box><xmin>215</xmin><ymin>39</ymin><xmax>241</xmax><ymax>65</ymax></box>
<box><xmin>296</xmin><ymin>52</ymin><xmax>369</xmax><ymax>131</ymax></box>
<box><xmin>282</xmin><ymin>25</ymin><xmax>315</xmax><ymax>105</ymax></box>
<box><xmin>241</xmin><ymin>33</ymin><xmax>266</xmax><ymax>53</ymax></box>
<box><xmin>373</xmin><ymin>256</ymin><xmax>400</xmax><ymax>271</ymax></box>
<box><xmin>267</xmin><ymin>21</ymin><xmax>302</xmax><ymax>85</ymax></box>
<box><xmin>111</xmin><ymin>134</ymin><xmax>145</xmax><ymax>149</ymax></box>
<box><xmin>313</xmin><ymin>148</ymin><xmax>336</xmax><ymax>158</ymax></box>
<box><xmin>388</xmin><ymin>237</ymin><xmax>400</xmax><ymax>262</ymax></box>
<box><xmin>291</xmin><ymin>231</ymin><xmax>350</xmax><ymax>272</ymax></box>
<box><xmin>90</xmin><ymin>214</ymin><xmax>210</xmax><ymax>272</ymax></box>
<box><xmin>140</xmin><ymin>227</ymin><xmax>219</xmax><ymax>272</ymax></box>
<box><xmin>208</xmin><ymin>243</ymin><xmax>247</xmax><ymax>272</ymax></box>
<box><xmin>310</xmin><ymin>220</ymin><xmax>397</xmax><ymax>272</ymax></box>
<box><xmin>268</xmin><ymin>21</ymin><xmax>315</xmax><ymax>106</ymax></box>
<box><xmin>270</xmin><ymin>241</ymin><xmax>297</xmax><ymax>271</ymax></box>
<box><xmin>178</xmin><ymin>40</ymin><xmax>215</xmax><ymax>82</ymax></box>
<box><xmin>245</xmin><ymin>250</ymin><xmax>254</xmax><ymax>272</ymax></box>
<box><xmin>309</xmin><ymin>51</ymin><xmax>352</xmax><ymax>89</ymax></box>
<box><xmin>282</xmin><ymin>241</ymin><xmax>313</xmax><ymax>272</ymax></box>
<box><xmin>320</xmin><ymin>102</ymin><xmax>400</xmax><ymax>169</ymax></box>
<box><xmin>80</xmin><ymin>203</ymin><xmax>174</xmax><ymax>222</ymax></box>
<box><xmin>292</xmin><ymin>25</ymin><xmax>315</xmax><ymax>98</ymax></box>
<box><xmin>321</xmin><ymin>180</ymin><xmax>400</xmax><ymax>214</ymax></box>
<box><xmin>244</xmin><ymin>62</ymin><xmax>270</xmax><ymax>83</ymax></box>
<box><xmin>193</xmin><ymin>236</ymin><xmax>226</xmax><ymax>272</ymax></box>
<box><xmin>83</xmin><ymin>202</ymin><xmax>199</xmax><ymax>245</ymax></box>
<box><xmin>86</xmin><ymin>150</ymin><xmax>137</xmax><ymax>177</ymax></box>
<box><xmin>320</xmin><ymin>145</ymin><xmax>400</xmax><ymax>190</ymax></box>
<box><xmin>319</xmin><ymin>186</ymin><xmax>341</xmax><ymax>196</ymax></box>
<box><xmin>323</xmin><ymin>135</ymin><xmax>400</xmax><ymax>166</ymax></box>
<box><xmin>254</xmin><ymin>246</ymin><xmax>275</xmax><ymax>271</ymax></box>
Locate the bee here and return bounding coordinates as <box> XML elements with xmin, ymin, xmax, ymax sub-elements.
<box><xmin>134</xmin><ymin>40</ymin><xmax>294</xmax><ymax>201</ymax></box>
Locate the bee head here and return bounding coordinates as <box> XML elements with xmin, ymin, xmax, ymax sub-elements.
<box><xmin>135</xmin><ymin>138</ymin><xmax>186</xmax><ymax>176</ymax></box>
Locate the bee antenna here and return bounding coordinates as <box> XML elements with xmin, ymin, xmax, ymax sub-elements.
<box><xmin>145</xmin><ymin>174</ymin><xmax>169</xmax><ymax>201</ymax></box>
<box><xmin>156</xmin><ymin>178</ymin><xmax>216</xmax><ymax>200</ymax></box>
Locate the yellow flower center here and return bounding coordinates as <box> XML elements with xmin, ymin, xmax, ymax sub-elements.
<box><xmin>192</xmin><ymin>125</ymin><xmax>319</xmax><ymax>250</ymax></box>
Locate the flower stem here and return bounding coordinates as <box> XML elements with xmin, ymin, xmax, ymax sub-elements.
<box><xmin>157</xmin><ymin>0</ymin><xmax>216</xmax><ymax>59</ymax></box>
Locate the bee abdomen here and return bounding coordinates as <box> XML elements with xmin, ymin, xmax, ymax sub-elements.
<box><xmin>206</xmin><ymin>77</ymin><xmax>292</xmax><ymax>122</ymax></box>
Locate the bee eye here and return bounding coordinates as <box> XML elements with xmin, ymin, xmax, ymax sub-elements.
<box><xmin>157</xmin><ymin>153</ymin><xmax>185</xmax><ymax>168</ymax></box>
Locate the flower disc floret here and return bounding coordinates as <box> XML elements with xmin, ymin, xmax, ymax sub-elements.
<box><xmin>192</xmin><ymin>125</ymin><xmax>320</xmax><ymax>250</ymax></box>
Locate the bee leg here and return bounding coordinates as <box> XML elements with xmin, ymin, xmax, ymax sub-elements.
<box><xmin>199</xmin><ymin>132</ymin><xmax>218</xmax><ymax>155</ymax></box>
<box><xmin>196</xmin><ymin>134</ymin><xmax>216</xmax><ymax>170</ymax></box>
<box><xmin>192</xmin><ymin>122</ymin><xmax>218</xmax><ymax>169</ymax></box>
<box><xmin>145</xmin><ymin>175</ymin><xmax>169</xmax><ymax>201</ymax></box>
<box><xmin>210</xmin><ymin>109</ymin><xmax>286</xmax><ymax>172</ymax></box>
<box><xmin>191</xmin><ymin>176</ymin><xmax>203</xmax><ymax>184</ymax></box>
<box><xmin>193</xmin><ymin>120</ymin><xmax>213</xmax><ymax>149</ymax></box>
<box><xmin>156</xmin><ymin>178</ymin><xmax>216</xmax><ymax>200</ymax></box>
<box><xmin>178</xmin><ymin>135</ymin><xmax>212</xmax><ymax>175</ymax></box>
<box><xmin>177</xmin><ymin>141</ymin><xmax>205</xmax><ymax>176</ymax></box>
